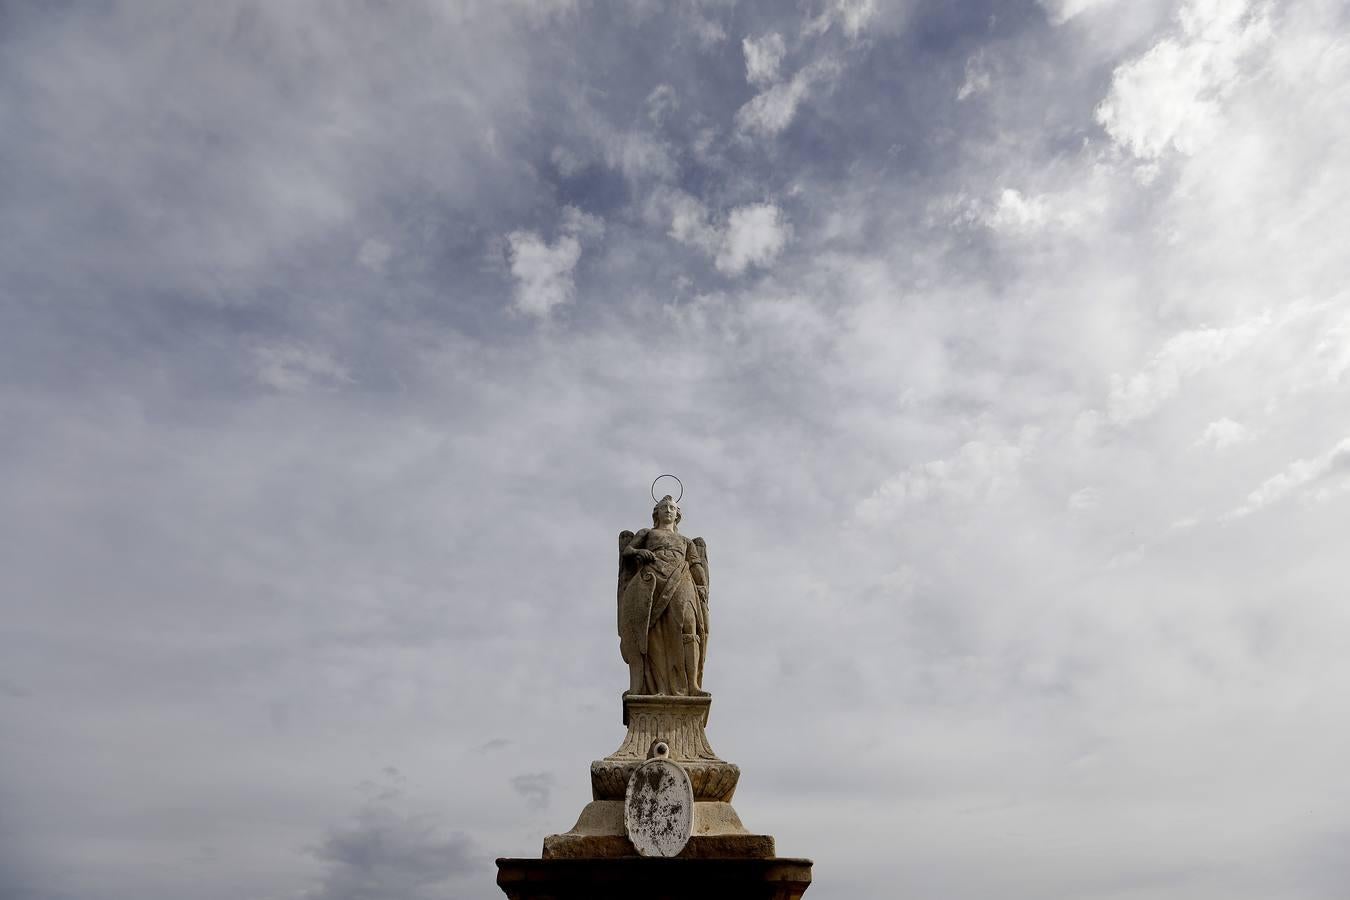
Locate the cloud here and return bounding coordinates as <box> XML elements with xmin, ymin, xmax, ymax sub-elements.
<box><xmin>735</xmin><ymin>76</ymin><xmax>813</xmax><ymax>139</ymax></box>
<box><xmin>303</xmin><ymin>802</ymin><xmax>479</xmax><ymax>900</ymax></box>
<box><xmin>560</xmin><ymin>205</ymin><xmax>606</xmax><ymax>242</ymax></box>
<box><xmin>663</xmin><ymin>190</ymin><xmax>722</xmax><ymax>256</ymax></box>
<box><xmin>356</xmin><ymin>238</ymin><xmax>393</xmax><ymax>273</ymax></box>
<box><xmin>669</xmin><ymin>195</ymin><xmax>723</xmax><ymax>253</ymax></box>
<box><xmin>957</xmin><ymin>51</ymin><xmax>992</xmax><ymax>101</ymax></box>
<box><xmin>714</xmin><ymin>203</ymin><xmax>791</xmax><ymax>275</ymax></box>
<box><xmin>505</xmin><ymin>231</ymin><xmax>582</xmax><ymax>317</ymax></box>
<box><xmin>652</xmin><ymin>191</ymin><xmax>790</xmax><ymax>276</ymax></box>
<box><xmin>1304</xmin><ymin>305</ymin><xmax>1350</xmax><ymax>388</ymax></box>
<box><xmin>252</xmin><ymin>343</ymin><xmax>352</xmax><ymax>393</ymax></box>
<box><xmin>1106</xmin><ymin>313</ymin><xmax>1272</xmax><ymax>425</ymax></box>
<box><xmin>1038</xmin><ymin>0</ymin><xmax>1120</xmax><ymax>26</ymax></box>
<box><xmin>734</xmin><ymin>59</ymin><xmax>841</xmax><ymax>139</ymax></box>
<box><xmin>599</xmin><ymin>128</ymin><xmax>678</xmax><ymax>181</ymax></box>
<box><xmin>684</xmin><ymin>8</ymin><xmax>728</xmax><ymax>48</ymax></box>
<box><xmin>804</xmin><ymin>0</ymin><xmax>879</xmax><ymax>39</ymax></box>
<box><xmin>0</xmin><ymin>2</ymin><xmax>548</xmax><ymax>309</ymax></box>
<box><xmin>1096</xmin><ymin>0</ymin><xmax>1273</xmax><ymax>159</ymax></box>
<box><xmin>1226</xmin><ymin>437</ymin><xmax>1350</xmax><ymax>518</ymax></box>
<box><xmin>550</xmin><ymin>145</ymin><xmax>586</xmax><ymax>176</ymax></box>
<box><xmin>985</xmin><ymin>188</ymin><xmax>1053</xmax><ymax>233</ymax></box>
<box><xmin>504</xmin><ymin>207</ymin><xmax>601</xmax><ymax>318</ymax></box>
<box><xmin>6</xmin><ymin>3</ymin><xmax>1350</xmax><ymax>900</ymax></box>
<box><xmin>509</xmin><ymin>772</ymin><xmax>556</xmax><ymax>810</ymax></box>
<box><xmin>856</xmin><ymin>432</ymin><xmax>1036</xmax><ymax>523</ymax></box>
<box><xmin>1068</xmin><ymin>486</ymin><xmax>1102</xmax><ymax>510</ymax></box>
<box><xmin>743</xmin><ymin>33</ymin><xmax>787</xmax><ymax>87</ymax></box>
<box><xmin>645</xmin><ymin>83</ymin><xmax>678</xmax><ymax>125</ymax></box>
<box><xmin>1197</xmin><ymin>417</ymin><xmax>1251</xmax><ymax>450</ymax></box>
<box><xmin>940</xmin><ymin>184</ymin><xmax>1102</xmax><ymax>236</ymax></box>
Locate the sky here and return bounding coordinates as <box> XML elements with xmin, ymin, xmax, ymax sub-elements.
<box><xmin>2</xmin><ymin>0</ymin><xmax>1349</xmax><ymax>898</ymax></box>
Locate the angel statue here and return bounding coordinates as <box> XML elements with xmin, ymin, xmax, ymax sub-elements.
<box><xmin>618</xmin><ymin>494</ymin><xmax>710</xmax><ymax>696</ymax></box>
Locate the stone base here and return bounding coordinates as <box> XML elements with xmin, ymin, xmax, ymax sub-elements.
<box><xmin>496</xmin><ymin>857</ymin><xmax>813</xmax><ymax>900</ymax></box>
<box><xmin>545</xmin><ymin>694</ymin><xmax>772</xmax><ymax>861</ymax></box>
<box><xmin>540</xmin><ymin>692</ymin><xmax>791</xmax><ymax>869</ymax></box>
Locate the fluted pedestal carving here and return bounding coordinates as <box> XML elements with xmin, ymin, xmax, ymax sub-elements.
<box><xmin>590</xmin><ymin>694</ymin><xmax>740</xmax><ymax>802</ymax></box>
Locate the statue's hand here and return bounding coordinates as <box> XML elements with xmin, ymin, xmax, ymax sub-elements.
<box><xmin>636</xmin><ymin>549</ymin><xmax>657</xmax><ymax>564</ymax></box>
<box><xmin>696</xmin><ymin>586</ymin><xmax>709</xmax><ymax>602</ymax></box>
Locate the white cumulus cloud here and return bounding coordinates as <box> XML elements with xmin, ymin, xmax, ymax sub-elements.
<box><xmin>986</xmin><ymin>188</ymin><xmax>1053</xmax><ymax>233</ymax></box>
<box><xmin>743</xmin><ymin>32</ymin><xmax>786</xmax><ymax>87</ymax></box>
<box><xmin>656</xmin><ymin>188</ymin><xmax>721</xmax><ymax>256</ymax></box>
<box><xmin>503</xmin><ymin>207</ymin><xmax>603</xmax><ymax>318</ymax></box>
<box><xmin>714</xmin><ymin>203</ymin><xmax>791</xmax><ymax>275</ymax></box>
<box><xmin>1096</xmin><ymin>0</ymin><xmax>1273</xmax><ymax>159</ymax></box>
<box><xmin>505</xmin><ymin>231</ymin><xmax>582</xmax><ymax>318</ymax></box>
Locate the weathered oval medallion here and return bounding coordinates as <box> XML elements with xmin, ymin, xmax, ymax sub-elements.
<box><xmin>623</xmin><ymin>757</ymin><xmax>694</xmax><ymax>857</ymax></box>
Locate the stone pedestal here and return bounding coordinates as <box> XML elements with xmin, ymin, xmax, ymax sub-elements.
<box><xmin>497</xmin><ymin>693</ymin><xmax>812</xmax><ymax>897</ymax></box>
<box><xmin>496</xmin><ymin>857</ymin><xmax>813</xmax><ymax>900</ymax></box>
<box><xmin>542</xmin><ymin>694</ymin><xmax>776</xmax><ymax>860</ymax></box>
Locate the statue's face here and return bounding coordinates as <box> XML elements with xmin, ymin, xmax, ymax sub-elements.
<box><xmin>654</xmin><ymin>499</ymin><xmax>679</xmax><ymax>525</ymax></box>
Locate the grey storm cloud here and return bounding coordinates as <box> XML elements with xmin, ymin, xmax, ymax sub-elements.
<box><xmin>3</xmin><ymin>1</ymin><xmax>1350</xmax><ymax>899</ymax></box>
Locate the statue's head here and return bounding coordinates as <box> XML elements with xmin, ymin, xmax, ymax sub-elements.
<box><xmin>652</xmin><ymin>495</ymin><xmax>681</xmax><ymax>529</ymax></box>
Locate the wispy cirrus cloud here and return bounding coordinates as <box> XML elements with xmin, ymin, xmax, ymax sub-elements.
<box><xmin>1226</xmin><ymin>437</ymin><xmax>1350</xmax><ymax>519</ymax></box>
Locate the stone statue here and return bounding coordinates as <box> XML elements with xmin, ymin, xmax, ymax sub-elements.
<box><xmin>521</xmin><ymin>482</ymin><xmax>801</xmax><ymax>880</ymax></box>
<box><xmin>617</xmin><ymin>495</ymin><xmax>709</xmax><ymax>696</ymax></box>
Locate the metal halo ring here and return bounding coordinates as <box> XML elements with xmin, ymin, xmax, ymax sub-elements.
<box><xmin>650</xmin><ymin>474</ymin><xmax>684</xmax><ymax>504</ymax></box>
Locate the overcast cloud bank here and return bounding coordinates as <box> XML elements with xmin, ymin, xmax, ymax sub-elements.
<box><xmin>2</xmin><ymin>1</ymin><xmax>1349</xmax><ymax>899</ymax></box>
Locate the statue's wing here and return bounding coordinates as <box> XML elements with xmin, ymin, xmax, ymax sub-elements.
<box><xmin>693</xmin><ymin>537</ymin><xmax>708</xmax><ymax>590</ymax></box>
<box><xmin>692</xmin><ymin>536</ymin><xmax>709</xmax><ymax>630</ymax></box>
<box><xmin>693</xmin><ymin>537</ymin><xmax>709</xmax><ymax>686</ymax></box>
<box><xmin>618</xmin><ymin>530</ymin><xmax>655</xmax><ymax>660</ymax></box>
<box><xmin>618</xmin><ymin>530</ymin><xmax>636</xmax><ymax>635</ymax></box>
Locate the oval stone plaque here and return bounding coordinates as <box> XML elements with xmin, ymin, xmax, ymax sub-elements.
<box><xmin>623</xmin><ymin>758</ymin><xmax>694</xmax><ymax>858</ymax></box>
